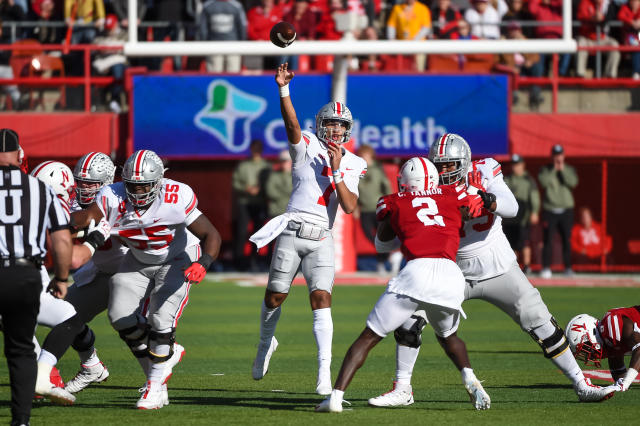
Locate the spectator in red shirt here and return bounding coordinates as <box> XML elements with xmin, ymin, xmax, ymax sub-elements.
<box><xmin>618</xmin><ymin>0</ymin><xmax>640</xmax><ymax>79</ymax></box>
<box><xmin>280</xmin><ymin>0</ymin><xmax>318</xmax><ymax>69</ymax></box>
<box><xmin>576</xmin><ymin>0</ymin><xmax>620</xmax><ymax>78</ymax></box>
<box><xmin>431</xmin><ymin>0</ymin><xmax>461</xmax><ymax>39</ymax></box>
<box><xmin>571</xmin><ymin>206</ymin><xmax>612</xmax><ymax>262</ymax></box>
<box><xmin>528</xmin><ymin>0</ymin><xmax>570</xmax><ymax>76</ymax></box>
<box><xmin>246</xmin><ymin>0</ymin><xmax>284</xmax><ymax>69</ymax></box>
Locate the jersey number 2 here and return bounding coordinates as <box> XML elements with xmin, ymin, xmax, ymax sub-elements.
<box><xmin>412</xmin><ymin>197</ymin><xmax>445</xmax><ymax>227</ymax></box>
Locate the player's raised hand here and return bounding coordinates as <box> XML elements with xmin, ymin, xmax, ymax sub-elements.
<box><xmin>327</xmin><ymin>141</ymin><xmax>343</xmax><ymax>171</ymax></box>
<box><xmin>466</xmin><ymin>170</ymin><xmax>485</xmax><ymax>194</ymax></box>
<box><xmin>275</xmin><ymin>63</ymin><xmax>294</xmax><ymax>87</ymax></box>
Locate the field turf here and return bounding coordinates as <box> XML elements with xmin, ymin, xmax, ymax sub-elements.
<box><xmin>0</xmin><ymin>280</ymin><xmax>636</xmax><ymax>425</ymax></box>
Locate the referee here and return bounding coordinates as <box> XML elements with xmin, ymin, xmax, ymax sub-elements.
<box><xmin>0</xmin><ymin>129</ymin><xmax>72</xmax><ymax>426</ymax></box>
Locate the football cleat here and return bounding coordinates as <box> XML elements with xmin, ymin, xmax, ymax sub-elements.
<box><xmin>35</xmin><ymin>382</ymin><xmax>76</xmax><ymax>406</ymax></box>
<box><xmin>252</xmin><ymin>336</ymin><xmax>278</xmax><ymax>380</ymax></box>
<box><xmin>368</xmin><ymin>382</ymin><xmax>414</xmax><ymax>407</ymax></box>
<box><xmin>139</xmin><ymin>382</ymin><xmax>169</xmax><ymax>406</ymax></box>
<box><xmin>50</xmin><ymin>366</ymin><xmax>65</xmax><ymax>388</ymax></box>
<box><xmin>136</xmin><ymin>381</ymin><xmax>165</xmax><ymax>410</ymax></box>
<box><xmin>464</xmin><ymin>380</ymin><xmax>491</xmax><ymax>410</ymax></box>
<box><xmin>315</xmin><ymin>391</ymin><xmax>349</xmax><ymax>413</ymax></box>
<box><xmin>65</xmin><ymin>362</ymin><xmax>109</xmax><ymax>394</ymax></box>
<box><xmin>161</xmin><ymin>343</ymin><xmax>186</xmax><ymax>385</ymax></box>
<box><xmin>575</xmin><ymin>378</ymin><xmax>616</xmax><ymax>402</ymax></box>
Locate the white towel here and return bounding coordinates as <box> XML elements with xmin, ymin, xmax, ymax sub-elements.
<box><xmin>249</xmin><ymin>214</ymin><xmax>290</xmax><ymax>249</ymax></box>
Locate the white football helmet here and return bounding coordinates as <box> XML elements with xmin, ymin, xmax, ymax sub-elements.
<box><xmin>428</xmin><ymin>133</ymin><xmax>472</xmax><ymax>185</ymax></box>
<box><xmin>565</xmin><ymin>314</ymin><xmax>604</xmax><ymax>367</ymax></box>
<box><xmin>315</xmin><ymin>101</ymin><xmax>353</xmax><ymax>145</ymax></box>
<box><xmin>31</xmin><ymin>161</ymin><xmax>76</xmax><ymax>208</ymax></box>
<box><xmin>397</xmin><ymin>157</ymin><xmax>439</xmax><ymax>192</ymax></box>
<box><xmin>73</xmin><ymin>152</ymin><xmax>116</xmax><ymax>207</ymax></box>
<box><xmin>121</xmin><ymin>150</ymin><xmax>164</xmax><ymax>208</ymax></box>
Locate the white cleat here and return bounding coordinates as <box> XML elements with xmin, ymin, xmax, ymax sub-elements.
<box><xmin>316</xmin><ymin>369</ymin><xmax>332</xmax><ymax>395</ymax></box>
<box><xmin>162</xmin><ymin>384</ymin><xmax>169</xmax><ymax>406</ymax></box>
<box><xmin>368</xmin><ymin>382</ymin><xmax>414</xmax><ymax>407</ymax></box>
<box><xmin>161</xmin><ymin>343</ymin><xmax>186</xmax><ymax>385</ymax></box>
<box><xmin>315</xmin><ymin>390</ymin><xmax>348</xmax><ymax>413</ymax></box>
<box><xmin>575</xmin><ymin>378</ymin><xmax>616</xmax><ymax>402</ymax></box>
<box><xmin>136</xmin><ymin>381</ymin><xmax>165</xmax><ymax>410</ymax></box>
<box><xmin>65</xmin><ymin>362</ymin><xmax>109</xmax><ymax>394</ymax></box>
<box><xmin>35</xmin><ymin>383</ymin><xmax>76</xmax><ymax>406</ymax></box>
<box><xmin>252</xmin><ymin>336</ymin><xmax>278</xmax><ymax>380</ymax></box>
<box><xmin>464</xmin><ymin>380</ymin><xmax>491</xmax><ymax>410</ymax></box>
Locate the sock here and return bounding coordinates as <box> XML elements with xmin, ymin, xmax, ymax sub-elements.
<box><xmin>147</xmin><ymin>362</ymin><xmax>165</xmax><ymax>383</ymax></box>
<box><xmin>38</xmin><ymin>349</ymin><xmax>58</xmax><ymax>367</ymax></box>
<box><xmin>332</xmin><ymin>389</ymin><xmax>344</xmax><ymax>400</ymax></box>
<box><xmin>533</xmin><ymin>322</ymin><xmax>584</xmax><ymax>387</ymax></box>
<box><xmin>147</xmin><ymin>341</ymin><xmax>171</xmax><ymax>382</ymax></box>
<box><xmin>312</xmin><ymin>308</ymin><xmax>333</xmax><ymax>373</ymax></box>
<box><xmin>461</xmin><ymin>367</ymin><xmax>478</xmax><ymax>386</ymax></box>
<box><xmin>79</xmin><ymin>348</ymin><xmax>100</xmax><ymax>367</ymax></box>
<box><xmin>260</xmin><ymin>301</ymin><xmax>281</xmax><ymax>346</ymax></box>
<box><xmin>396</xmin><ymin>344</ymin><xmax>420</xmax><ymax>386</ymax></box>
<box><xmin>35</xmin><ymin>360</ymin><xmax>55</xmax><ymax>391</ymax></box>
<box><xmin>137</xmin><ymin>356</ymin><xmax>151</xmax><ymax>377</ymax></box>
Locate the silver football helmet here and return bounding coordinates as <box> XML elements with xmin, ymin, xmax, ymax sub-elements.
<box><xmin>73</xmin><ymin>152</ymin><xmax>116</xmax><ymax>207</ymax></box>
<box><xmin>121</xmin><ymin>150</ymin><xmax>164</xmax><ymax>208</ymax></box>
<box><xmin>398</xmin><ymin>157</ymin><xmax>439</xmax><ymax>192</ymax></box>
<box><xmin>315</xmin><ymin>101</ymin><xmax>353</xmax><ymax>145</ymax></box>
<box><xmin>428</xmin><ymin>133</ymin><xmax>471</xmax><ymax>185</ymax></box>
<box><xmin>31</xmin><ymin>161</ymin><xmax>76</xmax><ymax>208</ymax></box>
<box><xmin>565</xmin><ymin>314</ymin><xmax>603</xmax><ymax>367</ymax></box>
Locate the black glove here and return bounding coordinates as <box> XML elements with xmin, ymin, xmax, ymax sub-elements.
<box><xmin>477</xmin><ymin>190</ymin><xmax>496</xmax><ymax>211</ymax></box>
<box><xmin>84</xmin><ymin>228</ymin><xmax>106</xmax><ymax>250</ymax></box>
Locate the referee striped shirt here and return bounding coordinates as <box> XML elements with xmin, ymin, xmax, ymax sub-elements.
<box><xmin>0</xmin><ymin>166</ymin><xmax>70</xmax><ymax>259</ymax></box>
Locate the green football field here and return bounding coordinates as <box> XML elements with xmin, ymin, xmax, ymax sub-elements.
<box><xmin>0</xmin><ymin>280</ymin><xmax>636</xmax><ymax>425</ymax></box>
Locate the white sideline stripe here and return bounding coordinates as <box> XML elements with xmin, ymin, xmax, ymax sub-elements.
<box><xmin>583</xmin><ymin>369</ymin><xmax>640</xmax><ymax>383</ymax></box>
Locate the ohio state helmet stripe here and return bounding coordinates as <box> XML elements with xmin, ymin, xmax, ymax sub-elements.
<box><xmin>439</xmin><ymin>133</ymin><xmax>448</xmax><ymax>156</ymax></box>
<box><xmin>31</xmin><ymin>160</ymin><xmax>55</xmax><ymax>177</ymax></box>
<box><xmin>81</xmin><ymin>152</ymin><xmax>98</xmax><ymax>174</ymax></box>
<box><xmin>134</xmin><ymin>150</ymin><xmax>146</xmax><ymax>178</ymax></box>
<box><xmin>335</xmin><ymin>102</ymin><xmax>341</xmax><ymax>115</ymax></box>
<box><xmin>417</xmin><ymin>157</ymin><xmax>429</xmax><ymax>190</ymax></box>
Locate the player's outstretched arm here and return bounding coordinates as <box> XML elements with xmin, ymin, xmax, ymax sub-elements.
<box><xmin>615</xmin><ymin>318</ymin><xmax>640</xmax><ymax>391</ymax></box>
<box><xmin>70</xmin><ymin>202</ymin><xmax>104</xmax><ymax>232</ymax></box>
<box><xmin>276</xmin><ymin>63</ymin><xmax>301</xmax><ymax>145</ymax></box>
<box><xmin>184</xmin><ymin>214</ymin><xmax>222</xmax><ymax>284</ymax></box>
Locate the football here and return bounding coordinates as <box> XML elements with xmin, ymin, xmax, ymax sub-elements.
<box><xmin>270</xmin><ymin>21</ymin><xmax>297</xmax><ymax>48</ymax></box>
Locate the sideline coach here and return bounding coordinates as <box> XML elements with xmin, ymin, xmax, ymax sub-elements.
<box><xmin>0</xmin><ymin>129</ymin><xmax>72</xmax><ymax>426</ymax></box>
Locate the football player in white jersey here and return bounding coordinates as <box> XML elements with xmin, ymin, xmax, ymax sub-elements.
<box><xmin>249</xmin><ymin>63</ymin><xmax>367</xmax><ymax>395</ymax></box>
<box><xmin>27</xmin><ymin>161</ymin><xmax>109</xmax><ymax>406</ymax></box>
<box><xmin>71</xmin><ymin>149</ymin><xmax>221</xmax><ymax>409</ymax></box>
<box><xmin>368</xmin><ymin>133</ymin><xmax>616</xmax><ymax>407</ymax></box>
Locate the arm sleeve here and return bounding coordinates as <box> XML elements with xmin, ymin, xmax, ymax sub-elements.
<box><xmin>95</xmin><ymin>0</ymin><xmax>105</xmax><ymax>19</ymax></box>
<box><xmin>488</xmin><ymin>177</ymin><xmax>519</xmax><ymax>218</ymax></box>
<box><xmin>530</xmin><ymin>178</ymin><xmax>541</xmax><ymax>213</ymax></box>
<box><xmin>561</xmin><ymin>165</ymin><xmax>579</xmax><ymax>188</ymax></box>
<box><xmin>537</xmin><ymin>165</ymin><xmax>553</xmax><ymax>188</ymax></box>
<box><xmin>231</xmin><ymin>164</ymin><xmax>246</xmax><ymax>192</ymax></box>
<box><xmin>375</xmin><ymin>195</ymin><xmax>392</xmax><ymax>221</ymax></box>
<box><xmin>289</xmin><ymin>133</ymin><xmax>310</xmax><ymax>166</ymax></box>
<box><xmin>180</xmin><ymin>184</ymin><xmax>201</xmax><ymax>226</ymax></box>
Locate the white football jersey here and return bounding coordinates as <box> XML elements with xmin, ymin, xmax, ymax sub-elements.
<box><xmin>96</xmin><ymin>178</ymin><xmax>202</xmax><ymax>265</ymax></box>
<box><xmin>286</xmin><ymin>131</ymin><xmax>367</xmax><ymax>228</ymax></box>
<box><xmin>456</xmin><ymin>158</ymin><xmax>518</xmax><ymax>280</ymax></box>
<box><xmin>71</xmin><ymin>200</ymin><xmax>128</xmax><ymax>275</ymax></box>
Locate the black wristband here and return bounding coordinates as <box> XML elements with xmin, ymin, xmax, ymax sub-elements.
<box><xmin>54</xmin><ymin>276</ymin><xmax>69</xmax><ymax>282</ymax></box>
<box><xmin>196</xmin><ymin>253</ymin><xmax>215</xmax><ymax>270</ymax></box>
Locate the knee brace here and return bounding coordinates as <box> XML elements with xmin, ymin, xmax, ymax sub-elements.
<box><xmin>118</xmin><ymin>323</ymin><xmax>150</xmax><ymax>358</ymax></box>
<box><xmin>394</xmin><ymin>314</ymin><xmax>427</xmax><ymax>349</ymax></box>
<box><xmin>529</xmin><ymin>317</ymin><xmax>570</xmax><ymax>359</ymax></box>
<box><xmin>148</xmin><ymin>329</ymin><xmax>176</xmax><ymax>363</ymax></box>
<box><xmin>71</xmin><ymin>325</ymin><xmax>96</xmax><ymax>353</ymax></box>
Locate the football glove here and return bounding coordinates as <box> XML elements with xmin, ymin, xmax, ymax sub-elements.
<box><xmin>184</xmin><ymin>262</ymin><xmax>207</xmax><ymax>284</ymax></box>
<box><xmin>82</xmin><ymin>219</ymin><xmax>110</xmax><ymax>255</ymax></box>
<box><xmin>467</xmin><ymin>194</ymin><xmax>484</xmax><ymax>218</ymax></box>
<box><xmin>466</xmin><ymin>170</ymin><xmax>485</xmax><ymax>195</ymax></box>
<box><xmin>477</xmin><ymin>190</ymin><xmax>496</xmax><ymax>211</ymax></box>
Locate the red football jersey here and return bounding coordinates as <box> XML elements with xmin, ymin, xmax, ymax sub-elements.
<box><xmin>599</xmin><ymin>306</ymin><xmax>640</xmax><ymax>357</ymax></box>
<box><xmin>376</xmin><ymin>186</ymin><xmax>469</xmax><ymax>261</ymax></box>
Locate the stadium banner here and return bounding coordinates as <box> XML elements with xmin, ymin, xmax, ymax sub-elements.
<box><xmin>133</xmin><ymin>74</ymin><xmax>508</xmax><ymax>157</ymax></box>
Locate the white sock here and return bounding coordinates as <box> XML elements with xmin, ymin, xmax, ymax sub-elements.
<box><xmin>147</xmin><ymin>361</ymin><xmax>165</xmax><ymax>383</ymax></box>
<box><xmin>312</xmin><ymin>308</ymin><xmax>333</xmax><ymax>373</ymax></box>
<box><xmin>396</xmin><ymin>344</ymin><xmax>420</xmax><ymax>386</ymax></box>
<box><xmin>461</xmin><ymin>367</ymin><xmax>478</xmax><ymax>386</ymax></box>
<box><xmin>260</xmin><ymin>301</ymin><xmax>281</xmax><ymax>346</ymax></box>
<box><xmin>532</xmin><ymin>321</ymin><xmax>584</xmax><ymax>387</ymax></box>
<box><xmin>38</xmin><ymin>349</ymin><xmax>58</xmax><ymax>367</ymax></box>
<box><xmin>332</xmin><ymin>389</ymin><xmax>344</xmax><ymax>401</ymax></box>
<box><xmin>79</xmin><ymin>348</ymin><xmax>100</xmax><ymax>367</ymax></box>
